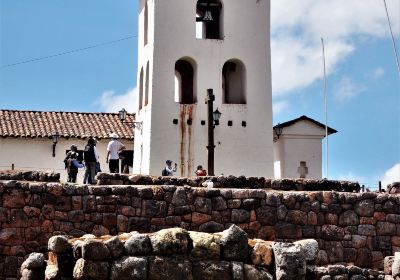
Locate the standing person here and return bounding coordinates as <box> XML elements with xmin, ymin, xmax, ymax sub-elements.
<box><xmin>106</xmin><ymin>133</ymin><xmax>125</xmax><ymax>173</ymax></box>
<box><xmin>64</xmin><ymin>145</ymin><xmax>78</xmax><ymax>183</ymax></box>
<box><xmin>162</xmin><ymin>160</ymin><xmax>177</xmax><ymax>176</ymax></box>
<box><xmin>66</xmin><ymin>152</ymin><xmax>84</xmax><ymax>183</ymax></box>
<box><xmin>195</xmin><ymin>165</ymin><xmax>207</xmax><ymax>176</ymax></box>
<box><xmin>93</xmin><ymin>138</ymin><xmax>102</xmax><ymax>174</ymax></box>
<box><xmin>118</xmin><ymin>146</ymin><xmax>130</xmax><ymax>174</ymax></box>
<box><xmin>83</xmin><ymin>138</ymin><xmax>97</xmax><ymax>184</ymax></box>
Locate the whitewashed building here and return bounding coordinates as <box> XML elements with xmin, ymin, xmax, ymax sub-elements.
<box><xmin>134</xmin><ymin>0</ymin><xmax>274</xmax><ymax>177</ymax></box>
<box><xmin>273</xmin><ymin>116</ymin><xmax>337</xmax><ymax>179</ymax></box>
<box><xmin>0</xmin><ymin>110</ymin><xmax>134</xmax><ymax>183</ymax></box>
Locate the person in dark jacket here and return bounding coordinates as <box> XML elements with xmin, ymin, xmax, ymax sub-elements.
<box><xmin>64</xmin><ymin>145</ymin><xmax>78</xmax><ymax>183</ymax></box>
<box><xmin>83</xmin><ymin>138</ymin><xmax>97</xmax><ymax>184</ymax></box>
<box><xmin>66</xmin><ymin>152</ymin><xmax>84</xmax><ymax>183</ymax></box>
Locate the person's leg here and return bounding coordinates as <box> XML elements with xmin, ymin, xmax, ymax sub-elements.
<box><xmin>83</xmin><ymin>166</ymin><xmax>91</xmax><ymax>184</ymax></box>
<box><xmin>110</xmin><ymin>159</ymin><xmax>119</xmax><ymax>173</ymax></box>
<box><xmin>109</xmin><ymin>161</ymin><xmax>114</xmax><ymax>173</ymax></box>
<box><xmin>115</xmin><ymin>160</ymin><xmax>120</xmax><ymax>173</ymax></box>
<box><xmin>89</xmin><ymin>162</ymin><xmax>97</xmax><ymax>184</ymax></box>
<box><xmin>71</xmin><ymin>172</ymin><xmax>77</xmax><ymax>183</ymax></box>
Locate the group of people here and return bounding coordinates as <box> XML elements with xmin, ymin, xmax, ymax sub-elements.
<box><xmin>64</xmin><ymin>133</ymin><xmax>128</xmax><ymax>184</ymax></box>
<box><xmin>161</xmin><ymin>160</ymin><xmax>207</xmax><ymax>177</ymax></box>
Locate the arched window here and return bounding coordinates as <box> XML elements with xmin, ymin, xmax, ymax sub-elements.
<box><xmin>196</xmin><ymin>0</ymin><xmax>223</xmax><ymax>39</ymax></box>
<box><xmin>144</xmin><ymin>3</ymin><xmax>148</xmax><ymax>46</ymax></box>
<box><xmin>145</xmin><ymin>61</ymin><xmax>150</xmax><ymax>106</ymax></box>
<box><xmin>222</xmin><ymin>60</ymin><xmax>246</xmax><ymax>104</ymax></box>
<box><xmin>175</xmin><ymin>59</ymin><xmax>196</xmax><ymax>104</ymax></box>
<box><xmin>138</xmin><ymin>68</ymin><xmax>144</xmax><ymax>110</ymax></box>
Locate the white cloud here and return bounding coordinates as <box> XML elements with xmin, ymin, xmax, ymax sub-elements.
<box><xmin>271</xmin><ymin>0</ymin><xmax>400</xmax><ymax>96</ymax></box>
<box><xmin>373</xmin><ymin>67</ymin><xmax>385</xmax><ymax>77</ymax></box>
<box><xmin>273</xmin><ymin>100</ymin><xmax>290</xmax><ymax>115</ymax></box>
<box><xmin>97</xmin><ymin>88</ymin><xmax>137</xmax><ymax>113</ymax></box>
<box><xmin>381</xmin><ymin>163</ymin><xmax>400</xmax><ymax>187</ymax></box>
<box><xmin>333</xmin><ymin>77</ymin><xmax>366</xmax><ymax>103</ymax></box>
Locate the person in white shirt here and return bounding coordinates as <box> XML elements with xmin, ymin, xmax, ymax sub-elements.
<box><xmin>162</xmin><ymin>160</ymin><xmax>177</xmax><ymax>176</ymax></box>
<box><xmin>106</xmin><ymin>133</ymin><xmax>125</xmax><ymax>173</ymax></box>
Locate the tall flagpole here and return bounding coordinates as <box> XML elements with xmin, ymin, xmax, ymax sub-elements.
<box><xmin>382</xmin><ymin>0</ymin><xmax>400</xmax><ymax>77</ymax></box>
<box><xmin>321</xmin><ymin>38</ymin><xmax>329</xmax><ymax>179</ymax></box>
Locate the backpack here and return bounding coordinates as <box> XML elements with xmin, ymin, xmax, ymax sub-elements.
<box><xmin>162</xmin><ymin>168</ymin><xmax>169</xmax><ymax>176</ymax></box>
<box><xmin>84</xmin><ymin>145</ymin><xmax>96</xmax><ymax>162</ymax></box>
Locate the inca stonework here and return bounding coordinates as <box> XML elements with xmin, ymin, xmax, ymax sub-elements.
<box><xmin>0</xmin><ymin>171</ymin><xmax>399</xmax><ymax>279</ymax></box>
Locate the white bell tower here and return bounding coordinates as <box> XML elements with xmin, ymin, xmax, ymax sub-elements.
<box><xmin>133</xmin><ymin>0</ymin><xmax>274</xmax><ymax>177</ymax></box>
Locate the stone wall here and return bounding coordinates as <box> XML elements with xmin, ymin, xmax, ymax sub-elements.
<box><xmin>96</xmin><ymin>173</ymin><xmax>361</xmax><ymax>192</ymax></box>
<box><xmin>20</xmin><ymin>228</ymin><xmax>385</xmax><ymax>280</ymax></box>
<box><xmin>0</xmin><ymin>179</ymin><xmax>398</xmax><ymax>278</ymax></box>
<box><xmin>0</xmin><ymin>171</ymin><xmax>59</xmax><ymax>183</ymax></box>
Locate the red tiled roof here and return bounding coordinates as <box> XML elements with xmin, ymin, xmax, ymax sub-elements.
<box><xmin>0</xmin><ymin>110</ymin><xmax>135</xmax><ymax>140</ymax></box>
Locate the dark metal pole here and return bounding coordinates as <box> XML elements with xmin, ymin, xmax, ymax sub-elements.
<box><xmin>52</xmin><ymin>144</ymin><xmax>56</xmax><ymax>157</ymax></box>
<box><xmin>206</xmin><ymin>89</ymin><xmax>215</xmax><ymax>176</ymax></box>
<box><xmin>379</xmin><ymin>181</ymin><xmax>382</xmax><ymax>193</ymax></box>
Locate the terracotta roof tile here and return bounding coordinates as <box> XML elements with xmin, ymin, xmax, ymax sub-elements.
<box><xmin>0</xmin><ymin>110</ymin><xmax>135</xmax><ymax>140</ymax></box>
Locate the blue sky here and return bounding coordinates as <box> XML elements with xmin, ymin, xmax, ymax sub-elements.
<box><xmin>1</xmin><ymin>0</ymin><xmax>399</xmax><ymax>187</ymax></box>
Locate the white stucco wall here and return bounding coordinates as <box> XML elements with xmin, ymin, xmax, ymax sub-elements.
<box><xmin>134</xmin><ymin>0</ymin><xmax>274</xmax><ymax>177</ymax></box>
<box><xmin>0</xmin><ymin>137</ymin><xmax>133</xmax><ymax>183</ymax></box>
<box><xmin>273</xmin><ymin>120</ymin><xmax>328</xmax><ymax>179</ymax></box>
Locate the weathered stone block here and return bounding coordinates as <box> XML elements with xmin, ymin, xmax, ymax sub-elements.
<box><xmin>377</xmin><ymin>222</ymin><xmax>396</xmax><ymax>236</ymax></box>
<box><xmin>275</xmin><ymin>222</ymin><xmax>302</xmax><ymax>239</ymax></box>
<box><xmin>171</xmin><ymin>187</ymin><xmax>187</xmax><ymax>206</ymax></box>
<box><xmin>128</xmin><ymin>217</ymin><xmax>150</xmax><ymax>233</ymax></box>
<box><xmin>355</xmin><ymin>248</ymin><xmax>372</xmax><ymax>268</ymax></box>
<box><xmin>73</xmin><ymin>258</ymin><xmax>109</xmax><ymax>280</ymax></box>
<box><xmin>231</xmin><ymin>261</ymin><xmax>244</xmax><ymax>280</ymax></box>
<box><xmin>192</xmin><ymin>261</ymin><xmax>230</xmax><ymax>280</ymax></box>
<box><xmin>149</xmin><ymin>257</ymin><xmax>192</xmax><ymax>280</ymax></box>
<box><xmin>352</xmin><ymin>235</ymin><xmax>367</xmax><ymax>248</ymax></box>
<box><xmin>150</xmin><ymin>228</ymin><xmax>189</xmax><ymax>255</ymax></box>
<box><xmin>20</xmin><ymin>253</ymin><xmax>45</xmax><ymax>271</ymax></box>
<box><xmin>321</xmin><ymin>225</ymin><xmax>345</xmax><ymax>241</ymax></box>
<box><xmin>286</xmin><ymin>210</ymin><xmax>307</xmax><ymax>225</ymax></box>
<box><xmin>227</xmin><ymin>199</ymin><xmax>241</xmax><ymax>209</ymax></box>
<box><xmin>273</xmin><ymin>243</ymin><xmax>306</xmax><ymax>280</ymax></box>
<box><xmin>110</xmin><ymin>256</ymin><xmax>147</xmax><ymax>280</ymax></box>
<box><xmin>373</xmin><ymin>236</ymin><xmax>392</xmax><ymax>250</ymax></box>
<box><xmin>192</xmin><ymin>212</ymin><xmax>212</xmax><ymax>225</ymax></box>
<box><xmin>358</xmin><ymin>225</ymin><xmax>376</xmax><ymax>236</ymax></box>
<box><xmin>189</xmin><ymin>231</ymin><xmax>220</xmax><ymax>259</ymax></box>
<box><xmin>48</xmin><ymin>236</ymin><xmax>71</xmax><ymax>254</ymax></box>
<box><xmin>355</xmin><ymin>200</ymin><xmax>375</xmax><ymax>217</ymax></box>
<box><xmin>211</xmin><ymin>196</ymin><xmax>227</xmax><ymax>211</ymax></box>
<box><xmin>294</xmin><ymin>239</ymin><xmax>319</xmax><ymax>262</ymax></box>
<box><xmin>105</xmin><ymin>236</ymin><xmax>124</xmax><ymax>259</ymax></box>
<box><xmin>325</xmin><ymin>241</ymin><xmax>344</xmax><ymax>263</ymax></box>
<box><xmin>199</xmin><ymin>221</ymin><xmax>224</xmax><ymax>233</ymax></box>
<box><xmin>220</xmin><ymin>225</ymin><xmax>248</xmax><ymax>261</ymax></box>
<box><xmin>339</xmin><ymin>210</ymin><xmax>359</xmax><ymax>226</ymax></box>
<box><xmin>231</xmin><ymin>209</ymin><xmax>250</xmax><ymax>223</ymax></box>
<box><xmin>194</xmin><ymin>197</ymin><xmax>212</xmax><ymax>214</ymax></box>
<box><xmin>250</xmin><ymin>240</ymin><xmax>274</xmax><ymax>266</ymax></box>
<box><xmin>125</xmin><ymin>234</ymin><xmax>152</xmax><ymax>256</ymax></box>
<box><xmin>3</xmin><ymin>189</ymin><xmax>25</xmax><ymax>208</ymax></box>
<box><xmin>256</xmin><ymin>206</ymin><xmax>277</xmax><ymax>226</ymax></box>
<box><xmin>82</xmin><ymin>239</ymin><xmax>111</xmax><ymax>261</ymax></box>
<box><xmin>142</xmin><ymin>200</ymin><xmax>167</xmax><ymax>218</ymax></box>
<box><xmin>243</xmin><ymin>264</ymin><xmax>273</xmax><ymax>280</ymax></box>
